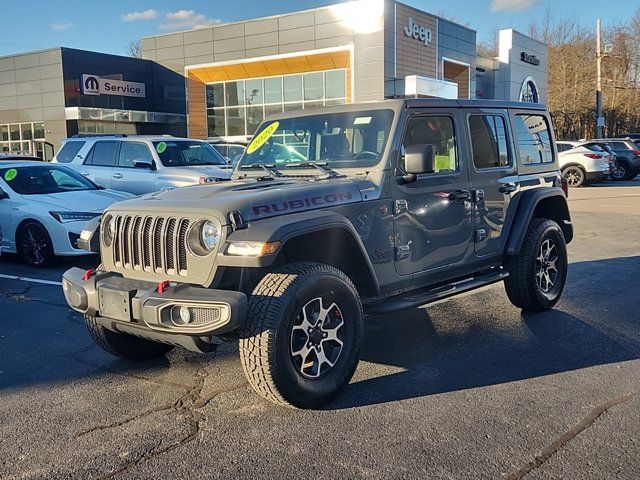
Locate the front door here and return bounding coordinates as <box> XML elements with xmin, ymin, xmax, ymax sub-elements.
<box><xmin>393</xmin><ymin>110</ymin><xmax>474</xmax><ymax>276</ymax></box>
<box><xmin>465</xmin><ymin>110</ymin><xmax>517</xmax><ymax>256</ymax></box>
<box><xmin>112</xmin><ymin>141</ymin><xmax>157</xmax><ymax>194</ymax></box>
<box><xmin>81</xmin><ymin>140</ymin><xmax>119</xmax><ymax>189</ymax></box>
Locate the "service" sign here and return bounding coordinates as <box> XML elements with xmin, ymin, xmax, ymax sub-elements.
<box><xmin>81</xmin><ymin>74</ymin><xmax>146</xmax><ymax>98</ymax></box>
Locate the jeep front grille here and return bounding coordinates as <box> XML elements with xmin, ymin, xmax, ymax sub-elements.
<box><xmin>112</xmin><ymin>215</ymin><xmax>191</xmax><ymax>276</ymax></box>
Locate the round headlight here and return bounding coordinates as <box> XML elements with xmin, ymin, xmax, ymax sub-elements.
<box><xmin>200</xmin><ymin>220</ymin><xmax>219</xmax><ymax>252</ymax></box>
<box><xmin>103</xmin><ymin>215</ymin><xmax>115</xmax><ymax>247</ymax></box>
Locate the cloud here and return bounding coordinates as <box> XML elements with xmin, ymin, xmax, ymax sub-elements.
<box><xmin>122</xmin><ymin>9</ymin><xmax>158</xmax><ymax>21</ymax></box>
<box><xmin>50</xmin><ymin>22</ymin><xmax>73</xmax><ymax>31</ymax></box>
<box><xmin>490</xmin><ymin>0</ymin><xmax>539</xmax><ymax>12</ymax></box>
<box><xmin>160</xmin><ymin>10</ymin><xmax>220</xmax><ymax>30</ymax></box>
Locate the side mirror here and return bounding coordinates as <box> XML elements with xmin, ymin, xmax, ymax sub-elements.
<box><xmin>133</xmin><ymin>158</ymin><xmax>155</xmax><ymax>170</ymax></box>
<box><xmin>404</xmin><ymin>144</ymin><xmax>436</xmax><ymax>175</ymax></box>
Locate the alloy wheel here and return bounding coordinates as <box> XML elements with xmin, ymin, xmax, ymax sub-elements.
<box><xmin>20</xmin><ymin>226</ymin><xmax>48</xmax><ymax>266</ymax></box>
<box><xmin>563</xmin><ymin>168</ymin><xmax>583</xmax><ymax>187</ymax></box>
<box><xmin>611</xmin><ymin>164</ymin><xmax>627</xmax><ymax>180</ymax></box>
<box><xmin>535</xmin><ymin>239</ymin><xmax>559</xmax><ymax>293</ymax></box>
<box><xmin>290</xmin><ymin>297</ymin><xmax>345</xmax><ymax>379</ymax></box>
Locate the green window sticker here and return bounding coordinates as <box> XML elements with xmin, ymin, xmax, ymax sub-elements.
<box><xmin>4</xmin><ymin>168</ymin><xmax>17</xmax><ymax>181</ymax></box>
<box><xmin>156</xmin><ymin>142</ymin><xmax>167</xmax><ymax>154</ymax></box>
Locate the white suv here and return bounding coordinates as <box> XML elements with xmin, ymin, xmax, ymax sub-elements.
<box><xmin>556</xmin><ymin>141</ymin><xmax>611</xmax><ymax>187</ymax></box>
<box><xmin>53</xmin><ymin>135</ymin><xmax>232</xmax><ymax>195</ymax></box>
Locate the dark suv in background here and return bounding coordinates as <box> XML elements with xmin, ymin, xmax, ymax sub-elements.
<box><xmin>593</xmin><ymin>138</ymin><xmax>640</xmax><ymax>180</ymax></box>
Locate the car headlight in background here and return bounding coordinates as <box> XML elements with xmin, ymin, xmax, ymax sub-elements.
<box><xmin>227</xmin><ymin>241</ymin><xmax>281</xmax><ymax>257</ymax></box>
<box><xmin>199</xmin><ymin>176</ymin><xmax>218</xmax><ymax>184</ymax></box>
<box><xmin>102</xmin><ymin>214</ymin><xmax>115</xmax><ymax>247</ymax></box>
<box><xmin>49</xmin><ymin>211</ymin><xmax>101</xmax><ymax>223</ymax></box>
<box><xmin>188</xmin><ymin>219</ymin><xmax>222</xmax><ymax>256</ymax></box>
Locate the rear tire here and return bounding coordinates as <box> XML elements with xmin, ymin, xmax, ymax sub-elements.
<box><xmin>611</xmin><ymin>162</ymin><xmax>631</xmax><ymax>181</ymax></box>
<box><xmin>16</xmin><ymin>221</ymin><xmax>56</xmax><ymax>267</ymax></box>
<box><xmin>504</xmin><ymin>219</ymin><xmax>568</xmax><ymax>312</ymax></box>
<box><xmin>239</xmin><ymin>262</ymin><xmax>363</xmax><ymax>409</ymax></box>
<box><xmin>562</xmin><ymin>166</ymin><xmax>586</xmax><ymax>187</ymax></box>
<box><xmin>84</xmin><ymin>315</ymin><xmax>174</xmax><ymax>360</ymax></box>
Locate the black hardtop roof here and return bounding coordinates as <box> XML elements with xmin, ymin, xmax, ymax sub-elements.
<box><xmin>403</xmin><ymin>98</ymin><xmax>547</xmax><ymax>110</ymax></box>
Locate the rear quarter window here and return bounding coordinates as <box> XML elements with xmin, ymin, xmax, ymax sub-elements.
<box><xmin>56</xmin><ymin>141</ymin><xmax>85</xmax><ymax>163</ymax></box>
<box><xmin>514</xmin><ymin>114</ymin><xmax>554</xmax><ymax>165</ymax></box>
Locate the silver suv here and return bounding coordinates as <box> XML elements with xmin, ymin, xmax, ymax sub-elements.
<box><xmin>54</xmin><ymin>135</ymin><xmax>232</xmax><ymax>195</ymax></box>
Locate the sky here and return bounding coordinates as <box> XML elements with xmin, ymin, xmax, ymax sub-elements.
<box><xmin>0</xmin><ymin>0</ymin><xmax>634</xmax><ymax>57</ymax></box>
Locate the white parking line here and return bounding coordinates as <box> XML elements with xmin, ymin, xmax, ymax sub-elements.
<box><xmin>0</xmin><ymin>273</ymin><xmax>62</xmax><ymax>286</ymax></box>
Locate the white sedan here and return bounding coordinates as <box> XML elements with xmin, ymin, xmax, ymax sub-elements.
<box><xmin>0</xmin><ymin>161</ymin><xmax>133</xmax><ymax>267</ymax></box>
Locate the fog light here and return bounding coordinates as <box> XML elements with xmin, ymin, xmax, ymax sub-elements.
<box><xmin>172</xmin><ymin>306</ymin><xmax>192</xmax><ymax>326</ymax></box>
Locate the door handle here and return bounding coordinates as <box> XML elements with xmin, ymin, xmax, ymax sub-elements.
<box><xmin>112</xmin><ymin>173</ymin><xmax>123</xmax><ymax>179</ymax></box>
<box><xmin>499</xmin><ymin>183</ymin><xmax>518</xmax><ymax>194</ymax></box>
<box><xmin>80</xmin><ymin>171</ymin><xmax>90</xmax><ymax>176</ymax></box>
<box><xmin>448</xmin><ymin>189</ymin><xmax>471</xmax><ymax>201</ymax></box>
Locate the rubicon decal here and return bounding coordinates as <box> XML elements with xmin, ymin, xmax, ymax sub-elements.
<box><xmin>252</xmin><ymin>192</ymin><xmax>354</xmax><ymax>215</ymax></box>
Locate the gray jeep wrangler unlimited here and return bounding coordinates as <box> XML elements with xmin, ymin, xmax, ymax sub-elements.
<box><xmin>63</xmin><ymin>99</ymin><xmax>573</xmax><ymax>409</ymax></box>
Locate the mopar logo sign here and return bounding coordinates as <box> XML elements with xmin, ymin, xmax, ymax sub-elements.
<box><xmin>80</xmin><ymin>74</ymin><xmax>146</xmax><ymax>98</ymax></box>
<box><xmin>82</xmin><ymin>75</ymin><xmax>100</xmax><ymax>95</ymax></box>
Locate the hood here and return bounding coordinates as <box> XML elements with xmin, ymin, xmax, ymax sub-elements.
<box><xmin>28</xmin><ymin>189</ymin><xmax>134</xmax><ymax>211</ymax></box>
<box><xmin>160</xmin><ymin>165</ymin><xmax>233</xmax><ymax>180</ymax></box>
<box><xmin>107</xmin><ymin>177</ymin><xmax>365</xmax><ymax>222</ymax></box>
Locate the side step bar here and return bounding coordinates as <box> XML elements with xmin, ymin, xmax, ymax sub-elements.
<box><xmin>365</xmin><ymin>270</ymin><xmax>509</xmax><ymax>315</ymax></box>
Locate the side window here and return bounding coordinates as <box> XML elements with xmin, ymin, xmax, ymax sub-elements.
<box><xmin>556</xmin><ymin>143</ymin><xmax>569</xmax><ymax>152</ymax></box>
<box><xmin>56</xmin><ymin>141</ymin><xmax>85</xmax><ymax>163</ymax></box>
<box><xmin>611</xmin><ymin>142</ymin><xmax>627</xmax><ymax>150</ymax></box>
<box><xmin>402</xmin><ymin>116</ymin><xmax>457</xmax><ymax>174</ymax></box>
<box><xmin>469</xmin><ymin>115</ymin><xmax>510</xmax><ymax>169</ymax></box>
<box><xmin>85</xmin><ymin>141</ymin><xmax>118</xmax><ymax>167</ymax></box>
<box><xmin>118</xmin><ymin>142</ymin><xmax>153</xmax><ymax>168</ymax></box>
<box><xmin>514</xmin><ymin>114</ymin><xmax>554</xmax><ymax>165</ymax></box>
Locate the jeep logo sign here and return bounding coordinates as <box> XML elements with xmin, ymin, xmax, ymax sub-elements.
<box><xmin>81</xmin><ymin>74</ymin><xmax>146</xmax><ymax>98</ymax></box>
<box><xmin>404</xmin><ymin>17</ymin><xmax>432</xmax><ymax>45</ymax></box>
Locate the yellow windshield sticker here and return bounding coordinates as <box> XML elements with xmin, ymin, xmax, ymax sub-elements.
<box><xmin>4</xmin><ymin>169</ymin><xmax>17</xmax><ymax>181</ymax></box>
<box><xmin>247</xmin><ymin>121</ymin><xmax>279</xmax><ymax>154</ymax></box>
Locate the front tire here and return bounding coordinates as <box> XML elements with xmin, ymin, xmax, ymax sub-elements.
<box><xmin>16</xmin><ymin>221</ymin><xmax>56</xmax><ymax>267</ymax></box>
<box><xmin>504</xmin><ymin>219</ymin><xmax>568</xmax><ymax>312</ymax></box>
<box><xmin>239</xmin><ymin>262</ymin><xmax>363</xmax><ymax>409</ymax></box>
<box><xmin>84</xmin><ymin>315</ymin><xmax>174</xmax><ymax>360</ymax></box>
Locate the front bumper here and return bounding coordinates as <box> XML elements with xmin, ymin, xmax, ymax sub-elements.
<box><xmin>62</xmin><ymin>268</ymin><xmax>247</xmax><ymax>352</ymax></box>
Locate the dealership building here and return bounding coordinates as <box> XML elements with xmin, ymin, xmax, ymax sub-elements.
<box><xmin>0</xmin><ymin>0</ymin><xmax>547</xmax><ymax>154</ymax></box>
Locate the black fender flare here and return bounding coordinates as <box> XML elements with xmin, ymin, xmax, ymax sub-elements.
<box><xmin>219</xmin><ymin>210</ymin><xmax>380</xmax><ymax>294</ymax></box>
<box><xmin>505</xmin><ymin>187</ymin><xmax>573</xmax><ymax>256</ymax></box>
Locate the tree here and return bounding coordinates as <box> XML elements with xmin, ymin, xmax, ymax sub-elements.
<box><xmin>126</xmin><ymin>40</ymin><xmax>142</xmax><ymax>59</ymax></box>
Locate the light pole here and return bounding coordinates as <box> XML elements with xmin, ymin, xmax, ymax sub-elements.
<box><xmin>596</xmin><ymin>18</ymin><xmax>604</xmax><ymax>138</ymax></box>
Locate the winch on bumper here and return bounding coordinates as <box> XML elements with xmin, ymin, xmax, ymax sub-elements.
<box><xmin>62</xmin><ymin>267</ymin><xmax>247</xmax><ymax>353</ymax></box>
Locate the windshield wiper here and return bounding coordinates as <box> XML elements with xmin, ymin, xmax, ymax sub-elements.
<box><xmin>284</xmin><ymin>162</ymin><xmax>342</xmax><ymax>180</ymax></box>
<box><xmin>239</xmin><ymin>163</ymin><xmax>283</xmax><ymax>179</ymax></box>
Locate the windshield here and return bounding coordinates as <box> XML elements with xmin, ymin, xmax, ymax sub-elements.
<box><xmin>0</xmin><ymin>165</ymin><xmax>98</xmax><ymax>195</ymax></box>
<box><xmin>239</xmin><ymin>109</ymin><xmax>395</xmax><ymax>170</ymax></box>
<box><xmin>153</xmin><ymin>141</ymin><xmax>227</xmax><ymax>167</ymax></box>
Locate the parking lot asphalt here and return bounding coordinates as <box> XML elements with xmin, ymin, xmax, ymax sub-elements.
<box><xmin>1</xmin><ymin>180</ymin><xmax>639</xmax><ymax>480</ymax></box>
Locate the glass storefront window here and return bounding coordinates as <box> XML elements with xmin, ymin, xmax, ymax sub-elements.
<box><xmin>226</xmin><ymin>108</ymin><xmax>245</xmax><ymax>136</ymax></box>
<box><xmin>225</xmin><ymin>81</ymin><xmax>245</xmax><ymax>107</ymax></box>
<box><xmin>1</xmin><ymin>125</ymin><xmax>8</xmax><ymax>141</ymax></box>
<box><xmin>245</xmin><ymin>79</ymin><xmax>263</xmax><ymax>105</ymax></box>
<box><xmin>34</xmin><ymin>122</ymin><xmax>45</xmax><ymax>139</ymax></box>
<box><xmin>10</xmin><ymin>125</ymin><xmax>20</xmax><ymax>141</ymax></box>
<box><xmin>21</xmin><ymin>124</ymin><xmax>33</xmax><ymax>140</ymax></box>
<box><xmin>246</xmin><ymin>106</ymin><xmax>264</xmax><ymax>135</ymax></box>
<box><xmin>304</xmin><ymin>72</ymin><xmax>323</xmax><ymax>101</ymax></box>
<box><xmin>207</xmin><ymin>110</ymin><xmax>226</xmax><ymax>138</ymax></box>
<box><xmin>264</xmin><ymin>77</ymin><xmax>282</xmax><ymax>104</ymax></box>
<box><xmin>284</xmin><ymin>75</ymin><xmax>303</xmax><ymax>103</ymax></box>
<box><xmin>325</xmin><ymin>70</ymin><xmax>346</xmax><ymax>99</ymax></box>
<box><xmin>206</xmin><ymin>84</ymin><xmax>224</xmax><ymax>108</ymax></box>
<box><xmin>205</xmin><ymin>69</ymin><xmax>346</xmax><ymax>138</ymax></box>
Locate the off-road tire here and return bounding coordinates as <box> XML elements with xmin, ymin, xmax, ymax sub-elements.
<box><xmin>239</xmin><ymin>262</ymin><xmax>363</xmax><ymax>409</ymax></box>
<box><xmin>504</xmin><ymin>218</ymin><xmax>568</xmax><ymax>312</ymax></box>
<box><xmin>84</xmin><ymin>315</ymin><xmax>174</xmax><ymax>360</ymax></box>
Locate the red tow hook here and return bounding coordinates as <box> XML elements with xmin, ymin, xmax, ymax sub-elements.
<box><xmin>83</xmin><ymin>269</ymin><xmax>96</xmax><ymax>281</ymax></box>
<box><xmin>157</xmin><ymin>280</ymin><xmax>170</xmax><ymax>294</ymax></box>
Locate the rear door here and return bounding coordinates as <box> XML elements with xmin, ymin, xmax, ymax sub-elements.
<box><xmin>81</xmin><ymin>141</ymin><xmax>119</xmax><ymax>188</ymax></box>
<box><xmin>112</xmin><ymin>141</ymin><xmax>157</xmax><ymax>194</ymax></box>
<box><xmin>465</xmin><ymin>109</ymin><xmax>517</xmax><ymax>256</ymax></box>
